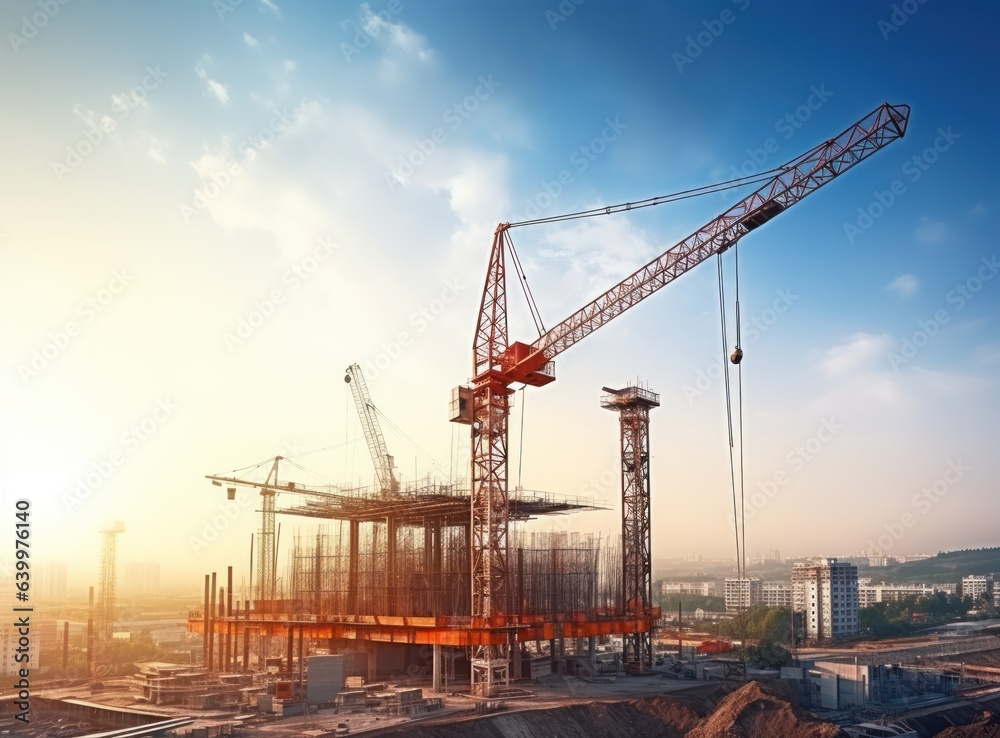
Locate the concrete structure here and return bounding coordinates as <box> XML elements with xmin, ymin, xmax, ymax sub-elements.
<box><xmin>661</xmin><ymin>581</ymin><xmax>717</xmax><ymax>597</ymax></box>
<box><xmin>792</xmin><ymin>558</ymin><xmax>859</xmax><ymax>640</ymax></box>
<box><xmin>857</xmin><ymin>580</ymin><xmax>935</xmax><ymax>608</ymax></box>
<box><xmin>782</xmin><ymin>660</ymin><xmax>960</xmax><ymax>710</ymax></box>
<box><xmin>762</xmin><ymin>582</ymin><xmax>793</xmax><ymax>607</ymax></box>
<box><xmin>723</xmin><ymin>577</ymin><xmax>762</xmax><ymax>611</ymax></box>
<box><xmin>305</xmin><ymin>654</ymin><xmax>343</xmax><ymax>706</ymax></box>
<box><xmin>960</xmin><ymin>574</ymin><xmax>994</xmax><ymax>602</ymax></box>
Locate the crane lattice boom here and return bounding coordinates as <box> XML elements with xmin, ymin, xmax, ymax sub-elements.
<box><xmin>345</xmin><ymin>363</ymin><xmax>399</xmax><ymax>495</ymax></box>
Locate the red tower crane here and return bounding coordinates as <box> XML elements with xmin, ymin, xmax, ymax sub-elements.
<box><xmin>452</xmin><ymin>102</ymin><xmax>910</xmax><ymax>695</ymax></box>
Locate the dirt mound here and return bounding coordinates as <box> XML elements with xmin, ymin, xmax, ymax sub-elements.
<box><xmin>686</xmin><ymin>680</ymin><xmax>847</xmax><ymax>738</ymax></box>
<box><xmin>376</xmin><ymin>697</ymin><xmax>700</xmax><ymax>737</ymax></box>
<box><xmin>934</xmin><ymin>709</ymin><xmax>1000</xmax><ymax>737</ymax></box>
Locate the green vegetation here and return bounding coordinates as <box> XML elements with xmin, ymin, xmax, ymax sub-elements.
<box><xmin>658</xmin><ymin>594</ymin><xmax>726</xmax><ymax>613</ymax></box>
<box><xmin>716</xmin><ymin>606</ymin><xmax>793</xmax><ymax>644</ymax></box>
<box><xmin>860</xmin><ymin>592</ymin><xmax>970</xmax><ymax>637</ymax></box>
<box><xmin>743</xmin><ymin>640</ymin><xmax>794</xmax><ymax>669</ymax></box>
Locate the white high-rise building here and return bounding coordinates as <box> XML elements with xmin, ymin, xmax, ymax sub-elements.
<box><xmin>762</xmin><ymin>582</ymin><xmax>793</xmax><ymax>607</ymax></box>
<box><xmin>723</xmin><ymin>577</ymin><xmax>762</xmax><ymax>611</ymax></box>
<box><xmin>792</xmin><ymin>558</ymin><xmax>859</xmax><ymax>640</ymax></box>
<box><xmin>961</xmin><ymin>575</ymin><xmax>994</xmax><ymax>602</ymax></box>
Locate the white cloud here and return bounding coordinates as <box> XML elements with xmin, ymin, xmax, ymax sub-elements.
<box><xmin>146</xmin><ymin>134</ymin><xmax>168</xmax><ymax>164</ymax></box>
<box><xmin>259</xmin><ymin>0</ymin><xmax>280</xmax><ymax>17</ymax></box>
<box><xmin>244</xmin><ymin>32</ymin><xmax>259</xmax><ymax>48</ymax></box>
<box><xmin>885</xmin><ymin>273</ymin><xmax>919</xmax><ymax>298</ymax></box>
<box><xmin>195</xmin><ymin>57</ymin><xmax>231</xmax><ymax>105</ymax></box>
<box><xmin>820</xmin><ymin>332</ymin><xmax>893</xmax><ymax>376</ymax></box>
<box><xmin>915</xmin><ymin>217</ymin><xmax>947</xmax><ymax>243</ymax></box>
<box><xmin>360</xmin><ymin>2</ymin><xmax>432</xmax><ymax>62</ymax></box>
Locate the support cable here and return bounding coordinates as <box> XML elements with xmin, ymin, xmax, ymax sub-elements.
<box><xmin>507</xmin><ymin>168</ymin><xmax>783</xmax><ymax>228</ymax></box>
<box><xmin>505</xmin><ymin>230</ymin><xmax>547</xmax><ymax>336</ymax></box>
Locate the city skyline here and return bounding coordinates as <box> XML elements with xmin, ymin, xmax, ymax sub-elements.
<box><xmin>1</xmin><ymin>1</ymin><xmax>998</xmax><ymax>589</ymax></box>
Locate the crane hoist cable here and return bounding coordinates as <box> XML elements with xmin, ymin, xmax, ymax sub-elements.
<box><xmin>717</xmin><ymin>255</ymin><xmax>742</xmax><ymax>584</ymax></box>
<box><xmin>719</xmin><ymin>244</ymin><xmax>750</xmax><ymax>652</ymax></box>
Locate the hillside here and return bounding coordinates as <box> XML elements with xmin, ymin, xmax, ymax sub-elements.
<box><xmin>867</xmin><ymin>548</ymin><xmax>1000</xmax><ymax>584</ymax></box>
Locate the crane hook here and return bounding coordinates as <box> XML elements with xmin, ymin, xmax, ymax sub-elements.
<box><xmin>730</xmin><ymin>347</ymin><xmax>744</xmax><ymax>365</ymax></box>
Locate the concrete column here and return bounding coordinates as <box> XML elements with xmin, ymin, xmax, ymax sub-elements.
<box><xmin>432</xmin><ymin>644</ymin><xmax>442</xmax><ymax>693</ymax></box>
<box><xmin>218</xmin><ymin>587</ymin><xmax>225</xmax><ymax>673</ymax></box>
<box><xmin>588</xmin><ymin>636</ymin><xmax>596</xmax><ymax>661</ymax></box>
<box><xmin>386</xmin><ymin>517</ymin><xmax>397</xmax><ymax>616</ymax></box>
<box><xmin>202</xmin><ymin>576</ymin><xmax>209</xmax><ymax>669</ymax></box>
<box><xmin>226</xmin><ymin>567</ymin><xmax>234</xmax><ymax>672</ymax></box>
<box><xmin>348</xmin><ymin>520</ymin><xmax>359</xmax><ymax>615</ymax></box>
<box><xmin>286</xmin><ymin>625</ymin><xmax>294</xmax><ymax>673</ymax></box>
<box><xmin>367</xmin><ymin>642</ymin><xmax>378</xmax><ymax>682</ymax></box>
<box><xmin>208</xmin><ymin>573</ymin><xmax>216</xmax><ymax>672</ymax></box>
<box><xmin>510</xmin><ymin>632</ymin><xmax>522</xmax><ymax>680</ymax></box>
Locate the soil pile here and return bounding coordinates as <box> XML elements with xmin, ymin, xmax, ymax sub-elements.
<box><xmin>933</xmin><ymin>709</ymin><xmax>1000</xmax><ymax>737</ymax></box>
<box><xmin>686</xmin><ymin>680</ymin><xmax>847</xmax><ymax>738</ymax></box>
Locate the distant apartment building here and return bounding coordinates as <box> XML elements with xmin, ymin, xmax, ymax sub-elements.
<box><xmin>34</xmin><ymin>562</ymin><xmax>69</xmax><ymax>600</ymax></box>
<box><xmin>857</xmin><ymin>580</ymin><xmax>935</xmax><ymax>608</ymax></box>
<box><xmin>792</xmin><ymin>558</ymin><xmax>859</xmax><ymax>640</ymax></box>
<box><xmin>934</xmin><ymin>582</ymin><xmax>959</xmax><ymax>596</ymax></box>
<box><xmin>765</xmin><ymin>549</ymin><xmax>783</xmax><ymax>564</ymax></box>
<box><xmin>867</xmin><ymin>555</ymin><xmax>894</xmax><ymax>567</ymax></box>
<box><xmin>960</xmin><ymin>575</ymin><xmax>994</xmax><ymax>602</ymax></box>
<box><xmin>762</xmin><ymin>582</ymin><xmax>793</xmax><ymax>608</ymax></box>
<box><xmin>661</xmin><ymin>581</ymin><xmax>717</xmax><ymax>598</ymax></box>
<box><xmin>724</xmin><ymin>577</ymin><xmax>762</xmax><ymax>611</ymax></box>
<box><xmin>125</xmin><ymin>563</ymin><xmax>161</xmax><ymax>595</ymax></box>
<box><xmin>896</xmin><ymin>554</ymin><xmax>933</xmax><ymax>563</ymax></box>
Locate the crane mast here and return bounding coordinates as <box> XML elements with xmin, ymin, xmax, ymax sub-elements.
<box><xmin>345</xmin><ymin>363</ymin><xmax>400</xmax><ymax>496</ymax></box>
<box><xmin>456</xmin><ymin>102</ymin><xmax>910</xmax><ymax>696</ymax></box>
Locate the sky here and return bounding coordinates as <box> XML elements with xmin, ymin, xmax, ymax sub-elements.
<box><xmin>1</xmin><ymin>0</ymin><xmax>998</xmax><ymax>593</ymax></box>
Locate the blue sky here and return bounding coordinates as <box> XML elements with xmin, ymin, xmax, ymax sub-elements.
<box><xmin>1</xmin><ymin>0</ymin><xmax>997</xmax><ymax>590</ymax></box>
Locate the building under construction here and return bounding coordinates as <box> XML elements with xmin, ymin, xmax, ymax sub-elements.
<box><xmin>189</xmin><ymin>472</ymin><xmax>658</xmax><ymax>694</ymax></box>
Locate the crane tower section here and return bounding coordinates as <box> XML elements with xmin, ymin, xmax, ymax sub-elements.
<box><xmin>602</xmin><ymin>384</ymin><xmax>659</xmax><ymax>673</ymax></box>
